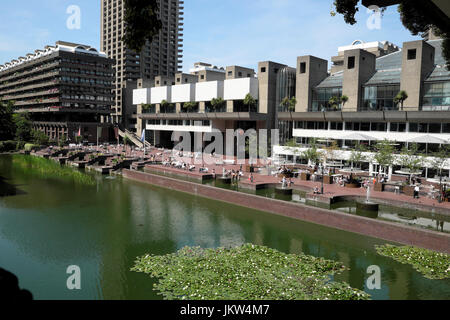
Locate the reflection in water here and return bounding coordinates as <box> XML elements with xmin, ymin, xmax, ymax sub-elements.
<box><xmin>0</xmin><ymin>155</ymin><xmax>449</xmax><ymax>300</ymax></box>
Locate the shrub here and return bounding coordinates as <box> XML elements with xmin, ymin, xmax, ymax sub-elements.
<box><xmin>0</xmin><ymin>140</ymin><xmax>17</xmax><ymax>152</ymax></box>
<box><xmin>24</xmin><ymin>144</ymin><xmax>38</xmax><ymax>152</ymax></box>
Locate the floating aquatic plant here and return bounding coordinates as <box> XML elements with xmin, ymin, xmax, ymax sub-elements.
<box><xmin>376</xmin><ymin>244</ymin><xmax>450</xmax><ymax>280</ymax></box>
<box><xmin>131</xmin><ymin>244</ymin><xmax>370</xmax><ymax>300</ymax></box>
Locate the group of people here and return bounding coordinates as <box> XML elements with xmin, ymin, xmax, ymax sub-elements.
<box><xmin>222</xmin><ymin>168</ymin><xmax>244</xmax><ymax>182</ymax></box>
<box><xmin>276</xmin><ymin>166</ymin><xmax>293</xmax><ymax>177</ymax></box>
<box><xmin>280</xmin><ymin>176</ymin><xmax>294</xmax><ymax>188</ymax></box>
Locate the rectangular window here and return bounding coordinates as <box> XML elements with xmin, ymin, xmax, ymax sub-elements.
<box><xmin>409</xmin><ymin>123</ymin><xmax>418</xmax><ymax>132</ymax></box>
<box><xmin>407</xmin><ymin>49</ymin><xmax>417</xmax><ymax>60</ymax></box>
<box><xmin>429</xmin><ymin>123</ymin><xmax>441</xmax><ymax>133</ymax></box>
<box><xmin>261</xmin><ymin>67</ymin><xmax>266</xmax><ymax>73</ymax></box>
<box><xmin>348</xmin><ymin>56</ymin><xmax>355</xmax><ymax>69</ymax></box>
<box><xmin>300</xmin><ymin>62</ymin><xmax>306</xmax><ymax>74</ymax></box>
<box><xmin>345</xmin><ymin>122</ymin><xmax>353</xmax><ymax>130</ymax></box>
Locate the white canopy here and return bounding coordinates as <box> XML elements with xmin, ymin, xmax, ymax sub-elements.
<box><xmin>342</xmin><ymin>133</ymin><xmax>374</xmax><ymax>141</ymax></box>
<box><xmin>406</xmin><ymin>135</ymin><xmax>448</xmax><ymax>144</ymax></box>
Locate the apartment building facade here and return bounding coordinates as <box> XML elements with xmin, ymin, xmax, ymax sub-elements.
<box><xmin>100</xmin><ymin>0</ymin><xmax>184</xmax><ymax>132</ymax></box>
<box><xmin>0</xmin><ymin>41</ymin><xmax>114</xmax><ymax>143</ymax></box>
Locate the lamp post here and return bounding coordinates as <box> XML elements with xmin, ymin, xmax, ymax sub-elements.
<box><xmin>320</xmin><ymin>163</ymin><xmax>324</xmax><ymax>195</ymax></box>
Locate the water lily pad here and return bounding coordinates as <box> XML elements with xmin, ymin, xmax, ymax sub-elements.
<box><xmin>131</xmin><ymin>244</ymin><xmax>370</xmax><ymax>300</ymax></box>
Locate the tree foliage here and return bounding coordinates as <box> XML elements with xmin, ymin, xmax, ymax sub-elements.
<box><xmin>122</xmin><ymin>0</ymin><xmax>162</xmax><ymax>53</ymax></box>
<box><xmin>374</xmin><ymin>140</ymin><xmax>395</xmax><ymax>173</ymax></box>
<box><xmin>210</xmin><ymin>97</ymin><xmax>226</xmax><ymax>111</ymax></box>
<box><xmin>332</xmin><ymin>0</ymin><xmax>359</xmax><ymax>25</ymax></box>
<box><xmin>350</xmin><ymin>143</ymin><xmax>367</xmax><ymax>168</ymax></box>
<box><xmin>399</xmin><ymin>143</ymin><xmax>424</xmax><ymax>173</ymax></box>
<box><xmin>31</xmin><ymin>129</ymin><xmax>49</xmax><ymax>146</ymax></box>
<box><xmin>394</xmin><ymin>90</ymin><xmax>408</xmax><ymax>110</ymax></box>
<box><xmin>280</xmin><ymin>96</ymin><xmax>297</xmax><ymax>112</ymax></box>
<box><xmin>0</xmin><ymin>100</ymin><xmax>16</xmax><ymax>141</ymax></box>
<box><xmin>243</xmin><ymin>94</ymin><xmax>257</xmax><ymax>111</ymax></box>
<box><xmin>13</xmin><ymin>112</ymin><xmax>32</xmax><ymax>142</ymax></box>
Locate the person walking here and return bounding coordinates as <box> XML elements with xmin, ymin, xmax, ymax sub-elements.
<box><xmin>414</xmin><ymin>185</ymin><xmax>420</xmax><ymax>199</ymax></box>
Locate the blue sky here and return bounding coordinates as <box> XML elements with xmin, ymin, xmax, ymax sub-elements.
<box><xmin>0</xmin><ymin>0</ymin><xmax>422</xmax><ymax>72</ymax></box>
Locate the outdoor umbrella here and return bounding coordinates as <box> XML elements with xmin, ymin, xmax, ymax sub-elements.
<box><xmin>342</xmin><ymin>133</ymin><xmax>375</xmax><ymax>141</ymax></box>
<box><xmin>406</xmin><ymin>135</ymin><xmax>448</xmax><ymax>154</ymax></box>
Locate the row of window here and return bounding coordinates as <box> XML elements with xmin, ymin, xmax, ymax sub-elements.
<box><xmin>294</xmin><ymin>121</ymin><xmax>450</xmax><ymax>134</ymax></box>
<box><xmin>147</xmin><ymin>120</ymin><xmax>211</xmax><ymax>127</ymax></box>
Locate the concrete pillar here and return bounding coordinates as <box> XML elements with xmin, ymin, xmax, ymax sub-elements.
<box><xmin>400</xmin><ymin>40</ymin><xmax>435</xmax><ymax>111</ymax></box>
<box><xmin>226</xmin><ymin>100</ymin><xmax>234</xmax><ymax>113</ymax></box>
<box><xmin>295</xmin><ymin>56</ymin><xmax>328</xmax><ymax>112</ymax></box>
<box><xmin>199</xmin><ymin>102</ymin><xmax>206</xmax><ymax>113</ymax></box>
<box><xmin>342</xmin><ymin>49</ymin><xmax>376</xmax><ymax>112</ymax></box>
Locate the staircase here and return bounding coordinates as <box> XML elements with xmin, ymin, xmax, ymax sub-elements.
<box><xmin>118</xmin><ymin>129</ymin><xmax>152</xmax><ymax>149</ymax></box>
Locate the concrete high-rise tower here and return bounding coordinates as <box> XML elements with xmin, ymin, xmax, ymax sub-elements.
<box><xmin>100</xmin><ymin>0</ymin><xmax>184</xmax><ymax>132</ymax></box>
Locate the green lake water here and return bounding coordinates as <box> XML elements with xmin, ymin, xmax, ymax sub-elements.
<box><xmin>0</xmin><ymin>155</ymin><xmax>449</xmax><ymax>300</ymax></box>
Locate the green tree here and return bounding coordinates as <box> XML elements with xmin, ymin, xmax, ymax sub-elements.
<box><xmin>183</xmin><ymin>101</ymin><xmax>198</xmax><ymax>113</ymax></box>
<box><xmin>13</xmin><ymin>112</ymin><xmax>32</xmax><ymax>142</ymax></box>
<box><xmin>350</xmin><ymin>143</ymin><xmax>367</xmax><ymax>169</ymax></box>
<box><xmin>160</xmin><ymin>100</ymin><xmax>174</xmax><ymax>113</ymax></box>
<box><xmin>0</xmin><ymin>100</ymin><xmax>16</xmax><ymax>140</ymax></box>
<box><xmin>374</xmin><ymin>140</ymin><xmax>396</xmax><ymax>175</ymax></box>
<box><xmin>430</xmin><ymin>146</ymin><xmax>450</xmax><ymax>201</ymax></box>
<box><xmin>302</xmin><ymin>139</ymin><xmax>321</xmax><ymax>166</ymax></box>
<box><xmin>122</xmin><ymin>0</ymin><xmax>162</xmax><ymax>53</ymax></box>
<box><xmin>210</xmin><ymin>97</ymin><xmax>226</xmax><ymax>112</ymax></box>
<box><xmin>328</xmin><ymin>96</ymin><xmax>341</xmax><ymax>111</ymax></box>
<box><xmin>243</xmin><ymin>94</ymin><xmax>257</xmax><ymax>112</ymax></box>
<box><xmin>394</xmin><ymin>90</ymin><xmax>408</xmax><ymax>111</ymax></box>
<box><xmin>31</xmin><ymin>129</ymin><xmax>49</xmax><ymax>146</ymax></box>
<box><xmin>340</xmin><ymin>95</ymin><xmax>349</xmax><ymax>108</ymax></box>
<box><xmin>280</xmin><ymin>96</ymin><xmax>297</xmax><ymax>112</ymax></box>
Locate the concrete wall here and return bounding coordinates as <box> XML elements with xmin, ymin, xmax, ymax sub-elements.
<box><xmin>151</xmin><ymin>86</ymin><xmax>172</xmax><ymax>104</ymax></box>
<box><xmin>175</xmin><ymin>73</ymin><xmax>198</xmax><ymax>84</ymax></box>
<box><xmin>226</xmin><ymin>66</ymin><xmax>255</xmax><ymax>80</ymax></box>
<box><xmin>342</xmin><ymin>49</ymin><xmax>376</xmax><ymax>111</ymax></box>
<box><xmin>400</xmin><ymin>40</ymin><xmax>436</xmax><ymax>111</ymax></box>
<box><xmin>258</xmin><ymin>61</ymin><xmax>286</xmax><ymax>130</ymax></box>
<box><xmin>123</xmin><ymin>169</ymin><xmax>450</xmax><ymax>254</ymax></box>
<box><xmin>195</xmin><ymin>81</ymin><xmax>224</xmax><ymax>102</ymax></box>
<box><xmin>296</xmin><ymin>56</ymin><xmax>328</xmax><ymax>112</ymax></box>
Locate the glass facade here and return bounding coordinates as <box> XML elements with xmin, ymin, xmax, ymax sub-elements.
<box><xmin>422</xmin><ymin>82</ymin><xmax>450</xmax><ymax>111</ymax></box>
<box><xmin>361</xmin><ymin>85</ymin><xmax>400</xmax><ymax>111</ymax></box>
<box><xmin>311</xmin><ymin>87</ymin><xmax>342</xmax><ymax>112</ymax></box>
<box><xmin>276</xmin><ymin>67</ymin><xmax>296</xmax><ymax>112</ymax></box>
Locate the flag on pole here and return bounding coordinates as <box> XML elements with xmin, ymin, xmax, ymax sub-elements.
<box><xmin>97</xmin><ymin>127</ymin><xmax>102</xmax><ymax>138</ymax></box>
<box><xmin>141</xmin><ymin>129</ymin><xmax>146</xmax><ymax>143</ymax></box>
<box><xmin>77</xmin><ymin>127</ymin><xmax>81</xmax><ymax>137</ymax></box>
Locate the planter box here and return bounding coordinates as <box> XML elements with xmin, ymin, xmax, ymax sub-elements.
<box><xmin>403</xmin><ymin>185</ymin><xmax>415</xmax><ymax>197</ymax></box>
<box><xmin>300</xmin><ymin>172</ymin><xmax>310</xmax><ymax>181</ymax></box>
<box><xmin>323</xmin><ymin>175</ymin><xmax>333</xmax><ymax>184</ymax></box>
<box><xmin>245</xmin><ymin>165</ymin><xmax>255</xmax><ymax>173</ymax></box>
<box><xmin>345</xmin><ymin>183</ymin><xmax>360</xmax><ymax>189</ymax></box>
<box><xmin>374</xmin><ymin>183</ymin><xmax>385</xmax><ymax>192</ymax></box>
